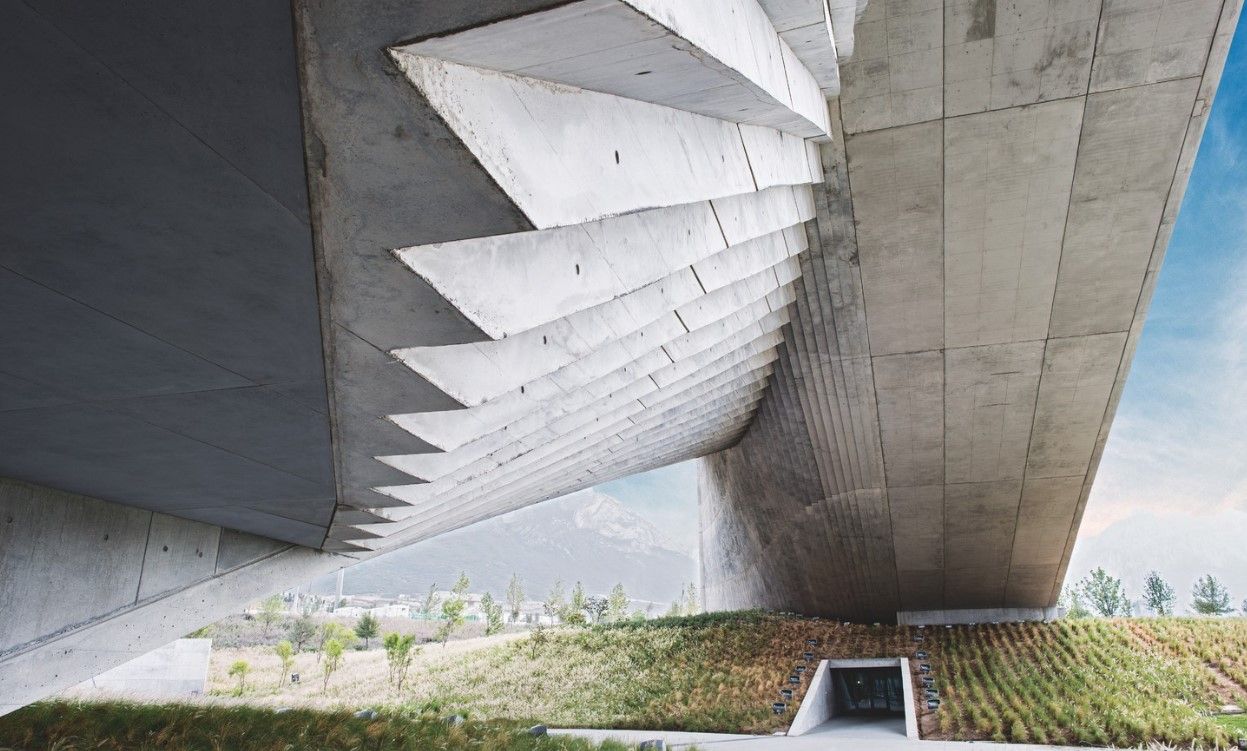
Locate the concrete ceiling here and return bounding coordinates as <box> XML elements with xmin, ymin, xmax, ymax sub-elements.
<box><xmin>0</xmin><ymin>1</ymin><xmax>335</xmax><ymax>546</ymax></box>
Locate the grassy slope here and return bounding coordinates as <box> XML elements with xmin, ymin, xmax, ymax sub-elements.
<box><xmin>16</xmin><ymin>613</ymin><xmax>1247</xmax><ymax>749</ymax></box>
<box><xmin>0</xmin><ymin>702</ymin><xmax>632</xmax><ymax>751</ymax></box>
<box><xmin>202</xmin><ymin>611</ymin><xmax>1247</xmax><ymax>746</ymax></box>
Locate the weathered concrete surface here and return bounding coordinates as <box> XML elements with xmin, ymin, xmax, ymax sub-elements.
<box><xmin>65</xmin><ymin>639</ymin><xmax>212</xmax><ymax>698</ymax></box>
<box><xmin>0</xmin><ymin>478</ymin><xmax>351</xmax><ymax>716</ymax></box>
<box><xmin>701</xmin><ymin>0</ymin><xmax>1244</xmax><ymax>621</ymax></box>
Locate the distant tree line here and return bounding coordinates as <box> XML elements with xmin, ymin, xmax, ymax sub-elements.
<box><xmin>1061</xmin><ymin>568</ymin><xmax>1241</xmax><ymax>617</ymax></box>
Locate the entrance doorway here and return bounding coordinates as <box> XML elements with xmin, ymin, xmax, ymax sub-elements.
<box><xmin>831</xmin><ymin>666</ymin><xmax>906</xmax><ymax>716</ymax></box>
<box><xmin>787</xmin><ymin>658</ymin><xmax>917</xmax><ymax>738</ymax></box>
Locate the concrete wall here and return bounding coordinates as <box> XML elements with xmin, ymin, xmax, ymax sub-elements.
<box><xmin>0</xmin><ymin>478</ymin><xmax>352</xmax><ymax>716</ymax></box>
<box><xmin>787</xmin><ymin>659</ymin><xmax>833</xmax><ymax>735</ymax></box>
<box><xmin>66</xmin><ymin>639</ymin><xmax>212</xmax><ymax>698</ymax></box>
<box><xmin>898</xmin><ymin>607</ymin><xmax>1060</xmax><ymax>626</ymax></box>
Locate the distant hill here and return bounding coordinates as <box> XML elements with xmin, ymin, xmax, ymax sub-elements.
<box><xmin>308</xmin><ymin>490</ymin><xmax>697</xmax><ymax>603</ymax></box>
<box><xmin>1069</xmin><ymin>509</ymin><xmax>1247</xmax><ymax>612</ymax></box>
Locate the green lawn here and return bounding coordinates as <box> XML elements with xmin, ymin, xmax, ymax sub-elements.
<box><xmin>1215</xmin><ymin>712</ymin><xmax>1247</xmax><ymax>736</ymax></box>
<box><xmin>0</xmin><ymin>701</ymin><xmax>633</xmax><ymax>751</ymax></box>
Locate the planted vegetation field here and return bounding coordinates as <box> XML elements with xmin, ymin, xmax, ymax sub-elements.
<box><xmin>11</xmin><ymin>613</ymin><xmax>1247</xmax><ymax>749</ymax></box>
<box><xmin>0</xmin><ymin>702</ymin><xmax>631</xmax><ymax>751</ymax></box>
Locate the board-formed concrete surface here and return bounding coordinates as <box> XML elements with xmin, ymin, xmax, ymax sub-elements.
<box><xmin>700</xmin><ymin>0</ymin><xmax>1243</xmax><ymax>622</ymax></box>
<box><xmin>0</xmin><ymin>0</ymin><xmax>1241</xmax><ymax>716</ymax></box>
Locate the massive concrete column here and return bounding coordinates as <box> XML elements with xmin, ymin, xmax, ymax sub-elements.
<box><xmin>700</xmin><ymin>0</ymin><xmax>1244</xmax><ymax>622</ymax></box>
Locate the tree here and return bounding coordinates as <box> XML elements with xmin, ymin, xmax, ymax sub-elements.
<box><xmin>287</xmin><ymin>613</ymin><xmax>317</xmax><ymax>652</ymax></box>
<box><xmin>1059</xmin><ymin>584</ymin><xmax>1090</xmax><ymax>619</ymax></box>
<box><xmin>1191</xmin><ymin>574</ymin><xmax>1233</xmax><ymax>615</ymax></box>
<box><xmin>436</xmin><ymin>572</ymin><xmax>470</xmax><ymax>646</ymax></box>
<box><xmin>422</xmin><ymin>582</ymin><xmax>439</xmax><ymax>620</ymax></box>
<box><xmin>665</xmin><ymin>600</ymin><xmax>682</xmax><ymax>617</ymax></box>
<box><xmin>528</xmin><ymin>623</ymin><xmax>548</xmax><ymax>659</ymax></box>
<box><xmin>228</xmin><ymin>659</ymin><xmax>250</xmax><ymax>695</ymax></box>
<box><xmin>567</xmin><ymin>581</ymin><xmax>587</xmax><ymax>621</ymax></box>
<box><xmin>481</xmin><ymin>592</ymin><xmax>504</xmax><ymax>636</ymax></box>
<box><xmin>606</xmin><ymin>584</ymin><xmax>629</xmax><ymax>623</ymax></box>
<box><xmin>584</xmin><ymin>595</ymin><xmax>608</xmax><ymax>624</ymax></box>
<box><xmin>322</xmin><ymin>638</ymin><xmax>344</xmax><ymax>690</ymax></box>
<box><xmin>316</xmin><ymin>621</ymin><xmax>355</xmax><ymax>663</ymax></box>
<box><xmin>1143</xmin><ymin>571</ymin><xmax>1176</xmax><ymax>616</ymax></box>
<box><xmin>683</xmin><ymin>582</ymin><xmax>699</xmax><ymax>615</ymax></box>
<box><xmin>355</xmin><ymin>612</ymin><xmax>380</xmax><ymax>648</ymax></box>
<box><xmin>506</xmin><ymin>574</ymin><xmax>525</xmax><ymax>623</ymax></box>
<box><xmin>543</xmin><ymin>580</ymin><xmax>565</xmax><ymax>623</ymax></box>
<box><xmin>273</xmin><ymin>640</ymin><xmax>295</xmax><ymax>687</ymax></box>
<box><xmin>1078</xmin><ymin>568</ymin><xmax>1130</xmax><ymax>617</ymax></box>
<box><xmin>258</xmin><ymin>595</ymin><xmax>285</xmax><ymax>638</ymax></box>
<box><xmin>1242</xmin><ymin>598</ymin><xmax>1247</xmax><ymax>616</ymax></box>
<box><xmin>382</xmin><ymin>632</ymin><xmax>419</xmax><ymax>691</ymax></box>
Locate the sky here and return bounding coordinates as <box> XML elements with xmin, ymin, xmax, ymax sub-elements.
<box><xmin>606</xmin><ymin>18</ymin><xmax>1247</xmax><ymax>607</ymax></box>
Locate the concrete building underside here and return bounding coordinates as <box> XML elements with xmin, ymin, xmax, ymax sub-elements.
<box><xmin>0</xmin><ymin>0</ymin><xmax>1239</xmax><ymax>715</ymax></box>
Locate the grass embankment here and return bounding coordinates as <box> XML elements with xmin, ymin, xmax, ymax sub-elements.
<box><xmin>11</xmin><ymin>613</ymin><xmax>1247</xmax><ymax>749</ymax></box>
<box><xmin>201</xmin><ymin>611</ymin><xmax>1247</xmax><ymax>746</ymax></box>
<box><xmin>0</xmin><ymin>702</ymin><xmax>631</xmax><ymax>751</ymax></box>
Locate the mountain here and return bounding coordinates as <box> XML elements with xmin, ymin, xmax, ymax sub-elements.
<box><xmin>307</xmin><ymin>490</ymin><xmax>697</xmax><ymax>604</ymax></box>
<box><xmin>1068</xmin><ymin>509</ymin><xmax>1247</xmax><ymax>612</ymax></box>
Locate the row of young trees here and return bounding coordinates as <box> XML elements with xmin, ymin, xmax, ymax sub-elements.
<box><xmin>230</xmin><ymin>572</ymin><xmax>685</xmax><ymax>695</ymax></box>
<box><xmin>1063</xmin><ymin>568</ymin><xmax>1242</xmax><ymax>617</ymax></box>
<box><xmin>229</xmin><ymin>624</ymin><xmax>423</xmax><ymax>695</ymax></box>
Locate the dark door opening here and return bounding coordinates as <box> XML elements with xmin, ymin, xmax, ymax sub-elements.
<box><xmin>831</xmin><ymin>667</ymin><xmax>905</xmax><ymax>716</ymax></box>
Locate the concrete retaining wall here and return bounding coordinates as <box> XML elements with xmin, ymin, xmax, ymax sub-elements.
<box><xmin>897</xmin><ymin>607</ymin><xmax>1061</xmax><ymax>626</ymax></box>
<box><xmin>0</xmin><ymin>478</ymin><xmax>352</xmax><ymax>715</ymax></box>
<box><xmin>67</xmin><ymin>638</ymin><xmax>212</xmax><ymax>698</ymax></box>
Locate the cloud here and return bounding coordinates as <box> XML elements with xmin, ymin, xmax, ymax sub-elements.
<box><xmin>1083</xmin><ymin>214</ymin><xmax>1247</xmax><ymax>535</ymax></box>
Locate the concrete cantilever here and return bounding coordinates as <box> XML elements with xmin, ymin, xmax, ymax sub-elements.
<box><xmin>0</xmin><ymin>0</ymin><xmax>1241</xmax><ymax>717</ymax></box>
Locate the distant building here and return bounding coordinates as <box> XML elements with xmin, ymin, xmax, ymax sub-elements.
<box><xmin>368</xmin><ymin>603</ymin><xmax>411</xmax><ymax>619</ymax></box>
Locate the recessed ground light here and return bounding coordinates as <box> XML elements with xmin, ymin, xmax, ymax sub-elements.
<box><xmin>635</xmin><ymin>70</ymin><xmax>652</xmax><ymax>76</ymax></box>
<box><xmin>614</xmin><ymin>150</ymin><xmax>620</xmax><ymax>164</ymax></box>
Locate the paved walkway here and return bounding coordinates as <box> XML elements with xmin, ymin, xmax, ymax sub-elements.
<box><xmin>551</xmin><ymin>717</ymin><xmax>1110</xmax><ymax>750</ymax></box>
